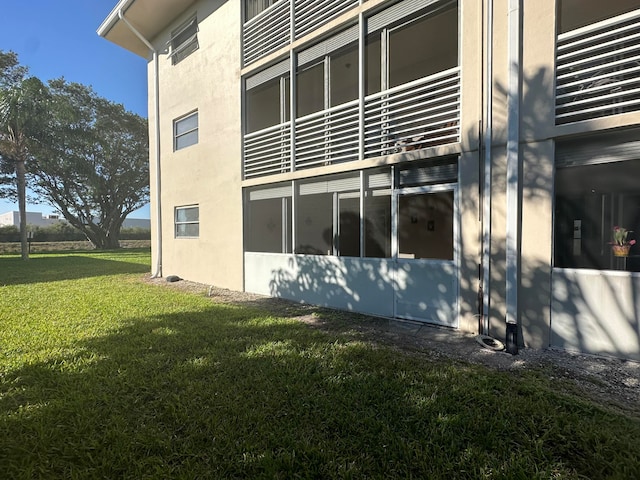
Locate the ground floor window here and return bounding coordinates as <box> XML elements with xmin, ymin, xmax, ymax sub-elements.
<box><xmin>175</xmin><ymin>205</ymin><xmax>199</xmax><ymax>238</ymax></box>
<box><xmin>555</xmin><ymin>159</ymin><xmax>640</xmax><ymax>272</ymax></box>
<box><xmin>244</xmin><ymin>158</ymin><xmax>457</xmax><ymax>259</ymax></box>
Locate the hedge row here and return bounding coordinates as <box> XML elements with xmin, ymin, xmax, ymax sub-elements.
<box><xmin>0</xmin><ymin>224</ymin><xmax>151</xmax><ymax>242</ymax></box>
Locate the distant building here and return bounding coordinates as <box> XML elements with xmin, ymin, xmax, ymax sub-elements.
<box><xmin>0</xmin><ymin>211</ymin><xmax>150</xmax><ymax>230</ymax></box>
<box><xmin>0</xmin><ymin>211</ymin><xmax>63</xmax><ymax>228</ymax></box>
<box><xmin>122</xmin><ymin>218</ymin><xmax>151</xmax><ymax>229</ymax></box>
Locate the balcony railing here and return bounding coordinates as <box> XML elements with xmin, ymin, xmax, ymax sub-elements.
<box><xmin>243</xmin><ymin>0</ymin><xmax>359</xmax><ymax>65</ymax></box>
<box><xmin>243</xmin><ymin>0</ymin><xmax>291</xmax><ymax>65</ymax></box>
<box><xmin>365</xmin><ymin>68</ymin><xmax>460</xmax><ymax>158</ymax></box>
<box><xmin>244</xmin><ymin>122</ymin><xmax>292</xmax><ymax>178</ymax></box>
<box><xmin>295</xmin><ymin>99</ymin><xmax>360</xmax><ymax>169</ymax></box>
<box><xmin>556</xmin><ymin>8</ymin><xmax>640</xmax><ymax>124</ymax></box>
<box><xmin>242</xmin><ymin>67</ymin><xmax>461</xmax><ymax>179</ymax></box>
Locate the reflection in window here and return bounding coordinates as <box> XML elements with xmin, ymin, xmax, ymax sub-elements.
<box><xmin>170</xmin><ymin>16</ymin><xmax>198</xmax><ymax>65</ymax></box>
<box><xmin>555</xmin><ymin>160</ymin><xmax>640</xmax><ymax>272</ymax></box>
<box><xmin>175</xmin><ymin>205</ymin><xmax>199</xmax><ymax>237</ymax></box>
<box><xmin>398</xmin><ymin>191</ymin><xmax>454</xmax><ymax>260</ymax></box>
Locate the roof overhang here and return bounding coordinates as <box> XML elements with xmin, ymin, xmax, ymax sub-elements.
<box><xmin>97</xmin><ymin>0</ymin><xmax>198</xmax><ymax>57</ymax></box>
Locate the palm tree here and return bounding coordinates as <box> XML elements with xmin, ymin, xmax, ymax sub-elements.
<box><xmin>0</xmin><ymin>76</ymin><xmax>49</xmax><ymax>260</ymax></box>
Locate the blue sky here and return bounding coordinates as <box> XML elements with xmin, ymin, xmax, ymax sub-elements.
<box><xmin>0</xmin><ymin>0</ymin><xmax>150</xmax><ymax>219</ymax></box>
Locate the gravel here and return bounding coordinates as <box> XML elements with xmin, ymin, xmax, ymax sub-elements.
<box><xmin>145</xmin><ymin>276</ymin><xmax>640</xmax><ymax>417</ymax></box>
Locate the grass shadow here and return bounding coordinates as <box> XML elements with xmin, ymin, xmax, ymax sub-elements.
<box><xmin>1</xmin><ymin>300</ymin><xmax>639</xmax><ymax>478</ymax></box>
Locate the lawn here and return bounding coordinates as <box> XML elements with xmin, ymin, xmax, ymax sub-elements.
<box><xmin>1</xmin><ymin>250</ymin><xmax>639</xmax><ymax>479</ymax></box>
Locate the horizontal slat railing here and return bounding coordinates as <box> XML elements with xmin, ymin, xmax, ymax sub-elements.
<box><xmin>294</xmin><ymin>0</ymin><xmax>359</xmax><ymax>39</ymax></box>
<box><xmin>556</xmin><ymin>9</ymin><xmax>640</xmax><ymax>124</ymax></box>
<box><xmin>243</xmin><ymin>0</ymin><xmax>291</xmax><ymax>65</ymax></box>
<box><xmin>295</xmin><ymin>100</ymin><xmax>360</xmax><ymax>169</ymax></box>
<box><xmin>364</xmin><ymin>68</ymin><xmax>460</xmax><ymax>157</ymax></box>
<box><xmin>244</xmin><ymin>122</ymin><xmax>292</xmax><ymax>178</ymax></box>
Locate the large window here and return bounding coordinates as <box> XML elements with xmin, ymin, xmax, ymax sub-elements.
<box><xmin>174</xmin><ymin>111</ymin><xmax>198</xmax><ymax>151</ymax></box>
<box><xmin>366</xmin><ymin>5</ymin><xmax>458</xmax><ymax>91</ymax></box>
<box><xmin>555</xmin><ymin>160</ymin><xmax>640</xmax><ymax>272</ymax></box>
<box><xmin>175</xmin><ymin>206</ymin><xmax>199</xmax><ymax>238</ymax></box>
<box><xmin>245</xmin><ymin>183</ymin><xmax>292</xmax><ymax>253</ymax></box>
<box><xmin>296</xmin><ymin>174</ymin><xmax>360</xmax><ymax>256</ymax></box>
<box><xmin>246</xmin><ymin>75</ymin><xmax>290</xmax><ymax>133</ymax></box>
<box><xmin>169</xmin><ymin>16</ymin><xmax>198</xmax><ymax>65</ymax></box>
<box><xmin>296</xmin><ymin>40</ymin><xmax>358</xmax><ymax>118</ymax></box>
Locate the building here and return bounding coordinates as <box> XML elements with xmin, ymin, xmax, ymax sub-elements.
<box><xmin>0</xmin><ymin>210</ymin><xmax>150</xmax><ymax>230</ymax></box>
<box><xmin>98</xmin><ymin>0</ymin><xmax>640</xmax><ymax>360</ymax></box>
<box><xmin>0</xmin><ymin>211</ymin><xmax>63</xmax><ymax>228</ymax></box>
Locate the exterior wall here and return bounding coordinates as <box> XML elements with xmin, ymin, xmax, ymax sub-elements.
<box><xmin>116</xmin><ymin>0</ymin><xmax>640</xmax><ymax>359</ymax></box>
<box><xmin>148</xmin><ymin>0</ymin><xmax>244</xmax><ymax>289</ymax></box>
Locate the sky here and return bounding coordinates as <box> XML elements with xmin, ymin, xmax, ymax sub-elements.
<box><xmin>0</xmin><ymin>0</ymin><xmax>150</xmax><ymax>219</ymax></box>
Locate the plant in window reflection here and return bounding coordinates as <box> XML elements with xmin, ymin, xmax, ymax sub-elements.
<box><xmin>611</xmin><ymin>226</ymin><xmax>636</xmax><ymax>257</ymax></box>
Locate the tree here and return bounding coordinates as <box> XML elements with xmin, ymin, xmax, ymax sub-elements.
<box><xmin>0</xmin><ymin>51</ymin><xmax>48</xmax><ymax>260</ymax></box>
<box><xmin>31</xmin><ymin>79</ymin><xmax>149</xmax><ymax>250</ymax></box>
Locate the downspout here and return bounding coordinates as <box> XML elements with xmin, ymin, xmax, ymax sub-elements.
<box><xmin>481</xmin><ymin>0</ymin><xmax>493</xmax><ymax>336</ymax></box>
<box><xmin>118</xmin><ymin>10</ymin><xmax>163</xmax><ymax>278</ymax></box>
<box><xmin>505</xmin><ymin>0</ymin><xmax>521</xmax><ymax>354</ymax></box>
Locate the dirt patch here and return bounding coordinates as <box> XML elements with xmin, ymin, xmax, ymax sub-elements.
<box><xmin>143</xmin><ymin>275</ymin><xmax>640</xmax><ymax>418</ymax></box>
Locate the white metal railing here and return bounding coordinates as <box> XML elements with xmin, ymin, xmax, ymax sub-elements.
<box><xmin>556</xmin><ymin>9</ymin><xmax>640</xmax><ymax>124</ymax></box>
<box><xmin>243</xmin><ymin>0</ymin><xmax>291</xmax><ymax>65</ymax></box>
<box><xmin>364</xmin><ymin>68</ymin><xmax>461</xmax><ymax>158</ymax></box>
<box><xmin>295</xmin><ymin>99</ymin><xmax>360</xmax><ymax>169</ymax></box>
<box><xmin>294</xmin><ymin>0</ymin><xmax>359</xmax><ymax>39</ymax></box>
<box><xmin>243</xmin><ymin>0</ymin><xmax>360</xmax><ymax>65</ymax></box>
<box><xmin>244</xmin><ymin>122</ymin><xmax>292</xmax><ymax>178</ymax></box>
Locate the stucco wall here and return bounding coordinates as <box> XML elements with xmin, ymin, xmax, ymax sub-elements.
<box><xmin>148</xmin><ymin>0</ymin><xmax>243</xmax><ymax>289</ymax></box>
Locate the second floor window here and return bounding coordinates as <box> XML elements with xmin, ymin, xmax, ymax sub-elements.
<box><xmin>174</xmin><ymin>111</ymin><xmax>199</xmax><ymax>151</ymax></box>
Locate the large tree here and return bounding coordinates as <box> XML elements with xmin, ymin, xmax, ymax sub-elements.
<box><xmin>0</xmin><ymin>51</ymin><xmax>48</xmax><ymax>260</ymax></box>
<box><xmin>31</xmin><ymin>79</ymin><xmax>149</xmax><ymax>249</ymax></box>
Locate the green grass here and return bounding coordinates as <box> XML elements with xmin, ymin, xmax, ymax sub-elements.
<box><xmin>1</xmin><ymin>251</ymin><xmax>639</xmax><ymax>479</ymax></box>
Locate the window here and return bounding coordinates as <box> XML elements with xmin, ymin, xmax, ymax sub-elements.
<box><xmin>174</xmin><ymin>111</ymin><xmax>198</xmax><ymax>151</ymax></box>
<box><xmin>175</xmin><ymin>206</ymin><xmax>199</xmax><ymax>238</ymax></box>
<box><xmin>296</xmin><ymin>174</ymin><xmax>360</xmax><ymax>256</ymax></box>
<box><xmin>246</xmin><ymin>74</ymin><xmax>290</xmax><ymax>133</ymax></box>
<box><xmin>169</xmin><ymin>16</ymin><xmax>198</xmax><ymax>65</ymax></box>
<box><xmin>245</xmin><ymin>183</ymin><xmax>292</xmax><ymax>253</ymax></box>
<box><xmin>555</xmin><ymin>160</ymin><xmax>640</xmax><ymax>272</ymax></box>
<box><xmin>296</xmin><ymin>37</ymin><xmax>358</xmax><ymax>118</ymax></box>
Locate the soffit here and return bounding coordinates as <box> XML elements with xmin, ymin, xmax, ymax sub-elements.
<box><xmin>98</xmin><ymin>0</ymin><xmax>198</xmax><ymax>57</ymax></box>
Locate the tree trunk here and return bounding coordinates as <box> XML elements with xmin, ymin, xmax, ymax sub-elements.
<box><xmin>16</xmin><ymin>159</ymin><xmax>28</xmax><ymax>261</ymax></box>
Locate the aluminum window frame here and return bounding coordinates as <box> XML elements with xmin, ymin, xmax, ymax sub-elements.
<box><xmin>174</xmin><ymin>205</ymin><xmax>200</xmax><ymax>238</ymax></box>
<box><xmin>173</xmin><ymin>110</ymin><xmax>199</xmax><ymax>151</ymax></box>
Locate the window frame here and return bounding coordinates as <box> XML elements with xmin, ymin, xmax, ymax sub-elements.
<box><xmin>173</xmin><ymin>111</ymin><xmax>199</xmax><ymax>151</ymax></box>
<box><xmin>175</xmin><ymin>205</ymin><xmax>200</xmax><ymax>238</ymax></box>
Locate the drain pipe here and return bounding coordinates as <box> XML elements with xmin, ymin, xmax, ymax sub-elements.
<box><xmin>118</xmin><ymin>10</ymin><xmax>163</xmax><ymax>278</ymax></box>
<box><xmin>505</xmin><ymin>0</ymin><xmax>521</xmax><ymax>354</ymax></box>
<box><xmin>481</xmin><ymin>0</ymin><xmax>494</xmax><ymax>336</ymax></box>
